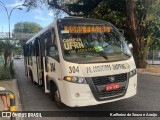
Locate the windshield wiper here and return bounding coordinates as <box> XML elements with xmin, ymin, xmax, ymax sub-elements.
<box><xmin>92</xmin><ymin>46</ymin><xmax>108</xmax><ymax>60</ymax></box>
<box><xmin>122</xmin><ymin>52</ymin><xmax>131</xmax><ymax>57</ymax></box>
<box><xmin>80</xmin><ymin>51</ymin><xmax>108</xmax><ymax>60</ymax></box>
<box><xmin>96</xmin><ymin>51</ymin><xmax>108</xmax><ymax>60</ymax></box>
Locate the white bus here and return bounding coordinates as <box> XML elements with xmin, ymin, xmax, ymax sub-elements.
<box><xmin>24</xmin><ymin>18</ymin><xmax>137</xmax><ymax>109</ymax></box>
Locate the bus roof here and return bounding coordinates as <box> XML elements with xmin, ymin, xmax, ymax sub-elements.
<box><xmin>58</xmin><ymin>17</ymin><xmax>110</xmax><ymax>24</ymax></box>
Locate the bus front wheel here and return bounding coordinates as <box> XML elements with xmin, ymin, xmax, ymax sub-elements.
<box><xmin>54</xmin><ymin>90</ymin><xmax>64</xmax><ymax>109</ymax></box>
<box><xmin>51</xmin><ymin>84</ymin><xmax>64</xmax><ymax>109</ymax></box>
<box><xmin>50</xmin><ymin>82</ymin><xmax>64</xmax><ymax>109</ymax></box>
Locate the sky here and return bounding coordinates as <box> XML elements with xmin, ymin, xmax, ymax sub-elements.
<box><xmin>0</xmin><ymin>0</ymin><xmax>68</xmax><ymax>33</ymax></box>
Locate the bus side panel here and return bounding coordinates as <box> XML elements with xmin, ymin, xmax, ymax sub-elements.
<box><xmin>24</xmin><ymin>57</ymin><xmax>29</xmax><ymax>76</ymax></box>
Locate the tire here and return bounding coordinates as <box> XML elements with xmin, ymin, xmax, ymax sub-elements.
<box><xmin>25</xmin><ymin>67</ymin><xmax>28</xmax><ymax>76</ymax></box>
<box><xmin>54</xmin><ymin>90</ymin><xmax>64</xmax><ymax>109</ymax></box>
<box><xmin>50</xmin><ymin>85</ymin><xmax>55</xmax><ymax>101</ymax></box>
<box><xmin>50</xmin><ymin>82</ymin><xmax>64</xmax><ymax>109</ymax></box>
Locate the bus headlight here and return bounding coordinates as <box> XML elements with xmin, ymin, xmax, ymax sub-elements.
<box><xmin>129</xmin><ymin>69</ymin><xmax>137</xmax><ymax>78</ymax></box>
<box><xmin>64</xmin><ymin>76</ymin><xmax>87</xmax><ymax>84</ymax></box>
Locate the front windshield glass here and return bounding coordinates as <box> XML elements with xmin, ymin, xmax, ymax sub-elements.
<box><xmin>59</xmin><ymin>23</ymin><xmax>131</xmax><ymax>63</ymax></box>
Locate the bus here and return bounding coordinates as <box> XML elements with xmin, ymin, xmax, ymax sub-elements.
<box><xmin>24</xmin><ymin>17</ymin><xmax>137</xmax><ymax>109</ymax></box>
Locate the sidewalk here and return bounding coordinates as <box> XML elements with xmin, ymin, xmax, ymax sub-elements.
<box><xmin>137</xmin><ymin>65</ymin><xmax>160</xmax><ymax>76</ymax></box>
<box><xmin>147</xmin><ymin>60</ymin><xmax>160</xmax><ymax>65</ymax></box>
<box><xmin>137</xmin><ymin>69</ymin><xmax>160</xmax><ymax>76</ymax></box>
<box><xmin>0</xmin><ymin>79</ymin><xmax>22</xmax><ymax>118</ymax></box>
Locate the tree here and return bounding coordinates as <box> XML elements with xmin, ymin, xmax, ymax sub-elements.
<box><xmin>0</xmin><ymin>40</ymin><xmax>17</xmax><ymax>68</ymax></box>
<box><xmin>13</xmin><ymin>22</ymin><xmax>42</xmax><ymax>33</ymax></box>
<box><xmin>23</xmin><ymin>0</ymin><xmax>160</xmax><ymax>68</ymax></box>
<box><xmin>13</xmin><ymin>22</ymin><xmax>42</xmax><ymax>49</ymax></box>
<box><xmin>22</xmin><ymin>0</ymin><xmax>72</xmax><ymax>15</ymax></box>
<box><xmin>126</xmin><ymin>0</ymin><xmax>160</xmax><ymax>68</ymax></box>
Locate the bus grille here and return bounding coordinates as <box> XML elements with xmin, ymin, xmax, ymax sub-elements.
<box><xmin>91</xmin><ymin>73</ymin><xmax>128</xmax><ymax>99</ymax></box>
<box><xmin>92</xmin><ymin>73</ymin><xmax>127</xmax><ymax>85</ymax></box>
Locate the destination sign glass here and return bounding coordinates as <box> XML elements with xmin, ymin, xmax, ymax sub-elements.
<box><xmin>63</xmin><ymin>26</ymin><xmax>111</xmax><ymax>33</ymax></box>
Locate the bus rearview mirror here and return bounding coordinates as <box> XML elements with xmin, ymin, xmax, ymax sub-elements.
<box><xmin>128</xmin><ymin>43</ymin><xmax>133</xmax><ymax>49</ymax></box>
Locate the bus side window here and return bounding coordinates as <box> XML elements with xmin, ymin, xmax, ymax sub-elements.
<box><xmin>28</xmin><ymin>43</ymin><xmax>32</xmax><ymax>66</ymax></box>
<box><xmin>32</xmin><ymin>40</ymin><xmax>36</xmax><ymax>56</ymax></box>
<box><xmin>48</xmin><ymin>46</ymin><xmax>58</xmax><ymax>58</ymax></box>
<box><xmin>46</xmin><ymin>30</ymin><xmax>59</xmax><ymax>61</ymax></box>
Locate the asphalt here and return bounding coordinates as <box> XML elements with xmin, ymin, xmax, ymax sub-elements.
<box><xmin>0</xmin><ymin>60</ymin><xmax>159</xmax><ymax>120</ymax></box>
<box><xmin>137</xmin><ymin>69</ymin><xmax>160</xmax><ymax>76</ymax></box>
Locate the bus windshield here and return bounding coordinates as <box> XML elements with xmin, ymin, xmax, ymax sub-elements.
<box><xmin>59</xmin><ymin>23</ymin><xmax>131</xmax><ymax>63</ymax></box>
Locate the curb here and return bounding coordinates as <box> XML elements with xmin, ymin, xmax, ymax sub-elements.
<box><xmin>13</xmin><ymin>79</ymin><xmax>23</xmax><ymax>111</ymax></box>
<box><xmin>13</xmin><ymin>61</ymin><xmax>25</xmax><ymax>120</ymax></box>
<box><xmin>14</xmin><ymin>80</ymin><xmax>24</xmax><ymax>120</ymax></box>
<box><xmin>14</xmin><ymin>61</ymin><xmax>23</xmax><ymax>111</ymax></box>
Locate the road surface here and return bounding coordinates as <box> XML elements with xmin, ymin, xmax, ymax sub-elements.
<box><xmin>14</xmin><ymin>59</ymin><xmax>160</xmax><ymax>120</ymax></box>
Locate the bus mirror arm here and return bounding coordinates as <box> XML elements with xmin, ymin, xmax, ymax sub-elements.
<box><xmin>118</xmin><ymin>29</ymin><xmax>124</xmax><ymax>36</ymax></box>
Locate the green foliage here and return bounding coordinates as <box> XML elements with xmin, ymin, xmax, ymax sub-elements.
<box><xmin>125</xmin><ymin>0</ymin><xmax>160</xmax><ymax>68</ymax></box>
<box><xmin>0</xmin><ymin>40</ymin><xmax>17</xmax><ymax>52</ymax></box>
<box><xmin>13</xmin><ymin>22</ymin><xmax>42</xmax><ymax>50</ymax></box>
<box><xmin>136</xmin><ymin>0</ymin><xmax>160</xmax><ymax>40</ymax></box>
<box><xmin>16</xmin><ymin>40</ymin><xmax>26</xmax><ymax>49</ymax></box>
<box><xmin>0</xmin><ymin>62</ymin><xmax>14</xmax><ymax>80</ymax></box>
<box><xmin>0</xmin><ymin>40</ymin><xmax>18</xmax><ymax>68</ymax></box>
<box><xmin>10</xmin><ymin>60</ymin><xmax>15</xmax><ymax>78</ymax></box>
<box><xmin>86</xmin><ymin>0</ymin><xmax>126</xmax><ymax>28</ymax></box>
<box><xmin>13</xmin><ymin>22</ymin><xmax>42</xmax><ymax>33</ymax></box>
<box><xmin>67</xmin><ymin>0</ymin><xmax>103</xmax><ymax>16</ymax></box>
<box><xmin>14</xmin><ymin>49</ymin><xmax>23</xmax><ymax>55</ymax></box>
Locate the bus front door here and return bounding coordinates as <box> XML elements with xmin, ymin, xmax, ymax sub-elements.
<box><xmin>35</xmin><ymin>38</ymin><xmax>43</xmax><ymax>86</ymax></box>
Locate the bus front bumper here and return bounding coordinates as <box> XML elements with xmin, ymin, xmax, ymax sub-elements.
<box><xmin>60</xmin><ymin>75</ymin><xmax>137</xmax><ymax>107</ymax></box>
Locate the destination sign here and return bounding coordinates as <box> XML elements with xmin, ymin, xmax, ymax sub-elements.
<box><xmin>63</xmin><ymin>25</ymin><xmax>111</xmax><ymax>33</ymax></box>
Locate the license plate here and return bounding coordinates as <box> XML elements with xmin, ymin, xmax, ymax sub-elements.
<box><xmin>106</xmin><ymin>83</ymin><xmax>120</xmax><ymax>91</ymax></box>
